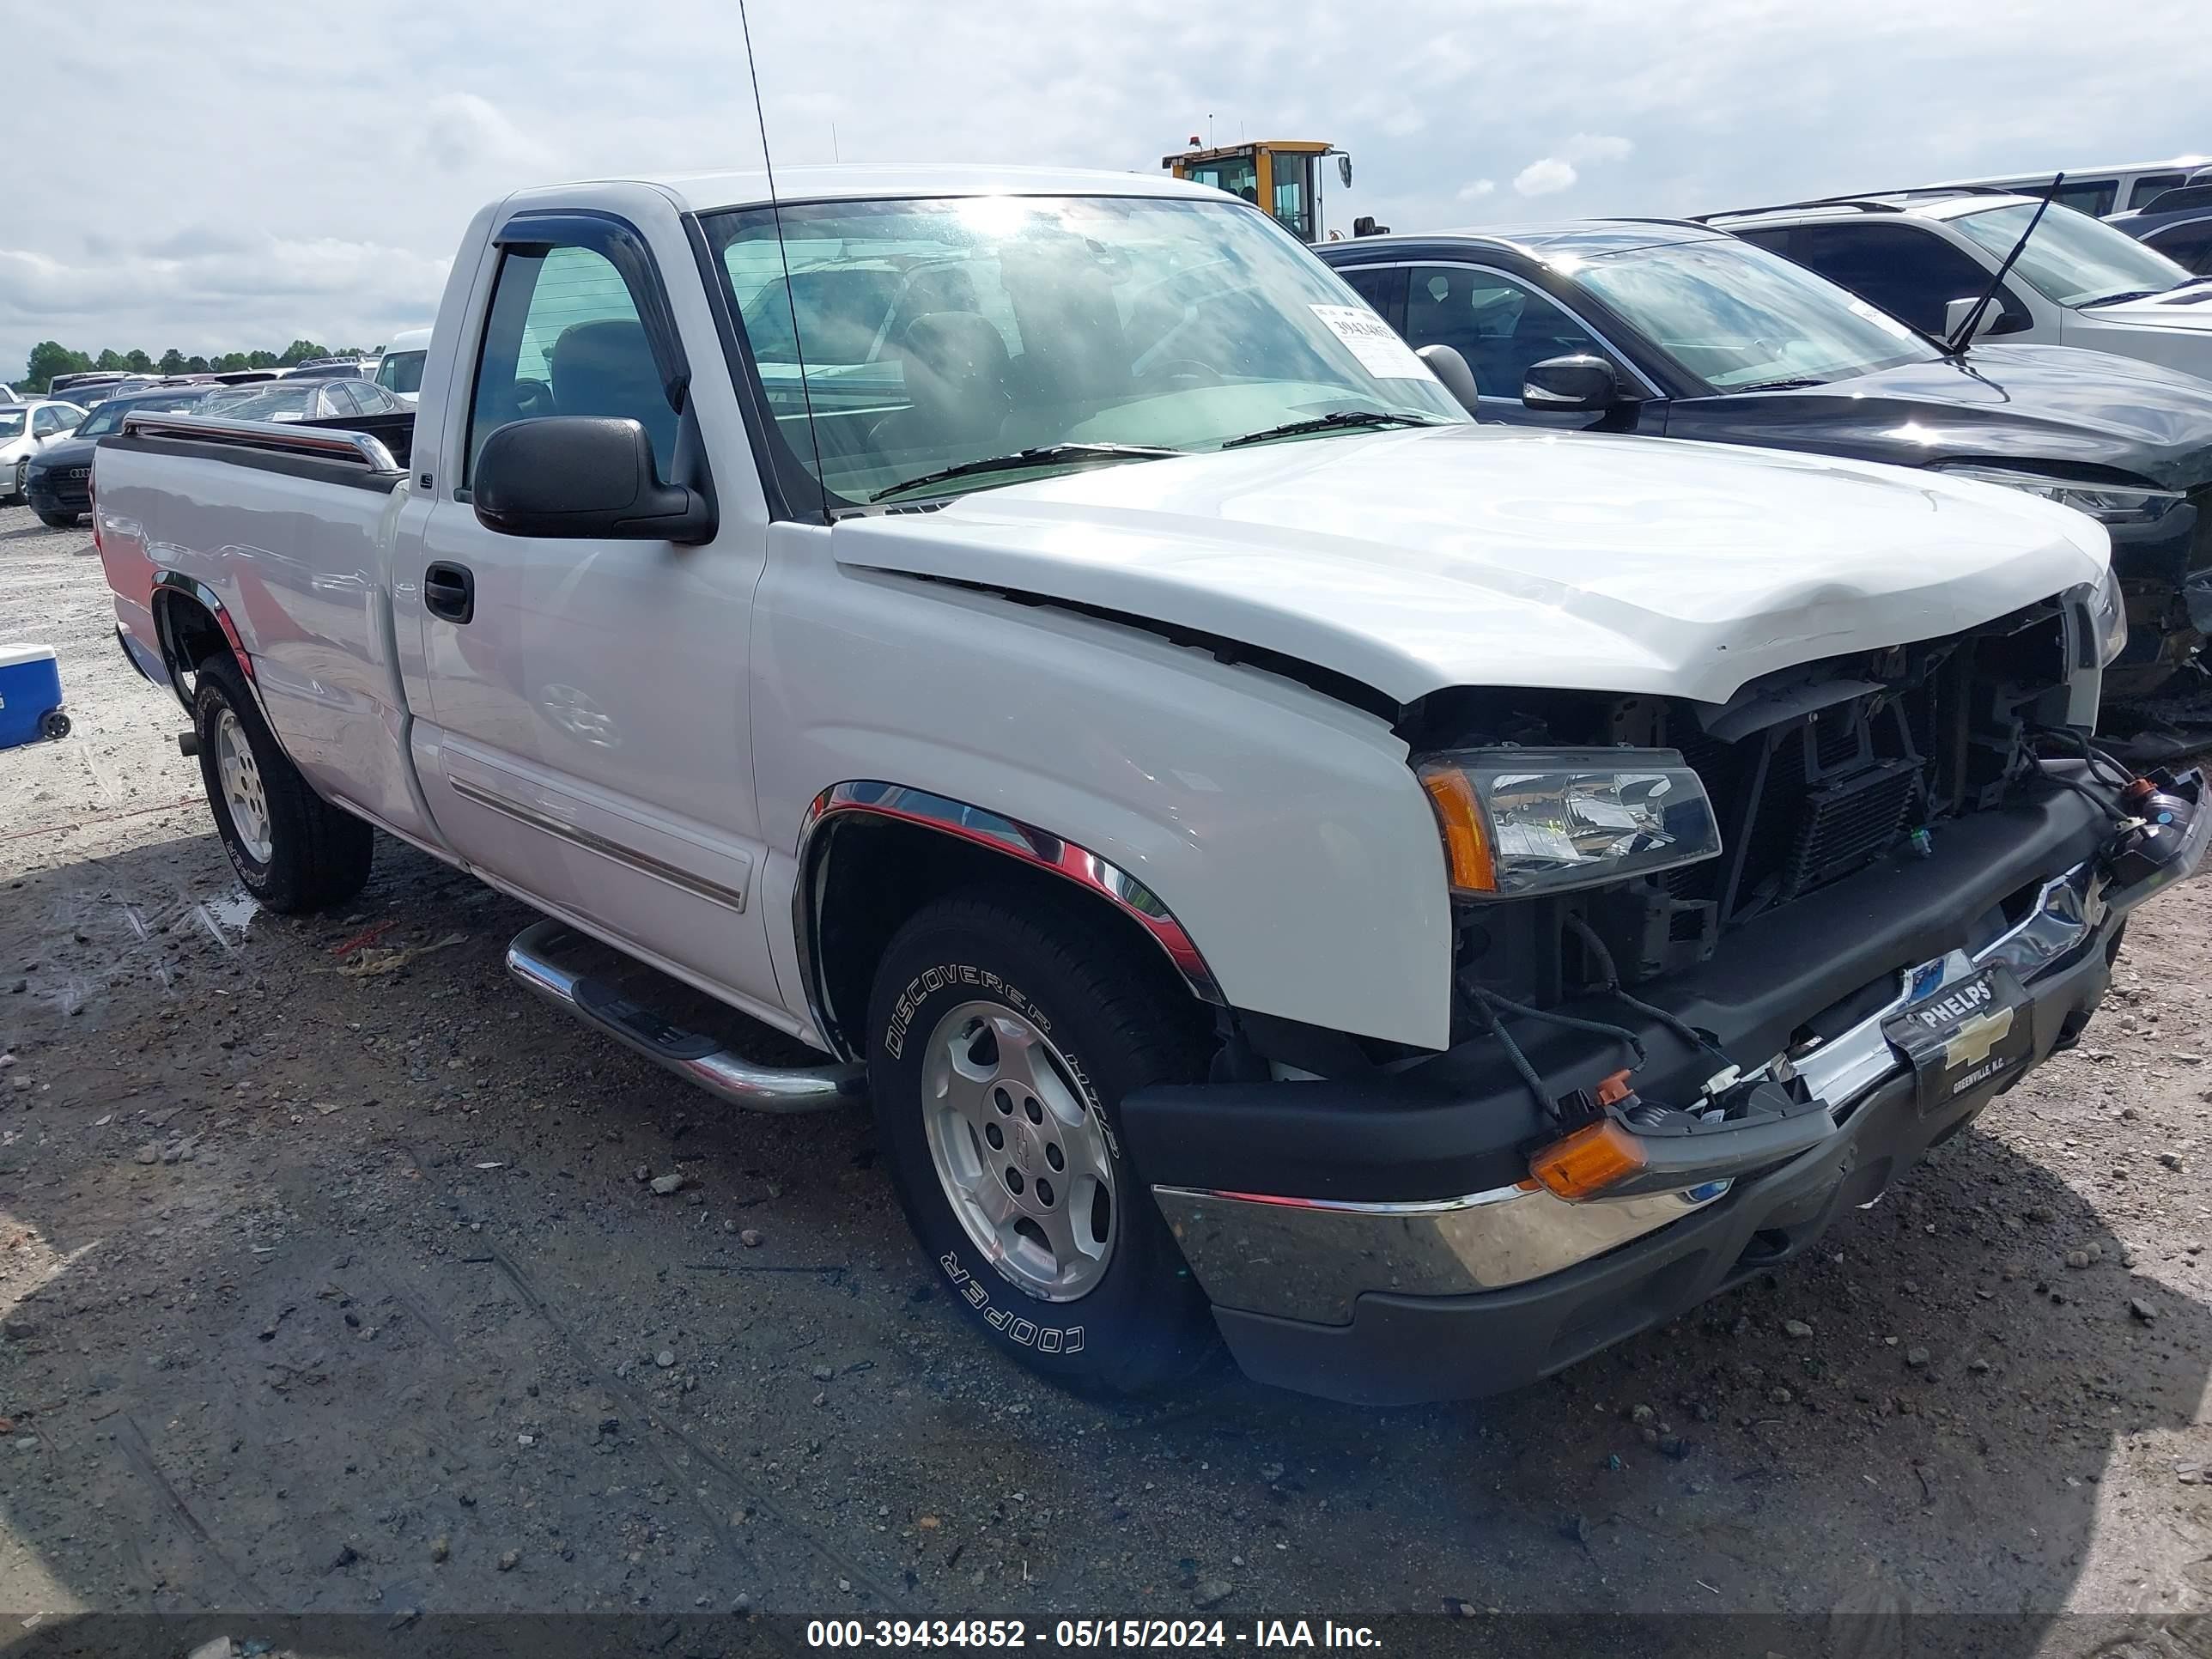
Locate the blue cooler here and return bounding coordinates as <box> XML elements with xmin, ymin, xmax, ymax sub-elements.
<box><xmin>0</xmin><ymin>644</ymin><xmax>69</xmax><ymax>749</ymax></box>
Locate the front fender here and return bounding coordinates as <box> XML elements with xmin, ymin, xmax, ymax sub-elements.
<box><xmin>751</xmin><ymin>533</ymin><xmax>1455</xmax><ymax>1050</ymax></box>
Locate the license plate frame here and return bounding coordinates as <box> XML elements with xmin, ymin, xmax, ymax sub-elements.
<box><xmin>1881</xmin><ymin>963</ymin><xmax>2034</xmax><ymax>1115</ymax></box>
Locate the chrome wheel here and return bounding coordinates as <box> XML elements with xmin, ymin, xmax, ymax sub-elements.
<box><xmin>215</xmin><ymin>708</ymin><xmax>273</xmax><ymax>863</ymax></box>
<box><xmin>921</xmin><ymin>1000</ymin><xmax>1117</xmax><ymax>1302</ymax></box>
<box><xmin>10</xmin><ymin>458</ymin><xmax>23</xmax><ymax>500</ymax></box>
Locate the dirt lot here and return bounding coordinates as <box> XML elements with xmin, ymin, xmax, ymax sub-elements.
<box><xmin>2</xmin><ymin>502</ymin><xmax>2209</xmax><ymax>1651</ymax></box>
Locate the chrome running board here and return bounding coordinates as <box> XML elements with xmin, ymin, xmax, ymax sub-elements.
<box><xmin>505</xmin><ymin>919</ymin><xmax>864</xmax><ymax>1114</ymax></box>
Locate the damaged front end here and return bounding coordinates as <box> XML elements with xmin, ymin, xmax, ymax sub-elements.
<box><xmin>1124</xmin><ymin>590</ymin><xmax>2210</xmax><ymax>1404</ymax></box>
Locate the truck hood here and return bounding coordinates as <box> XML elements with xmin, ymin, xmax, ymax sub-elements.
<box><xmin>1666</xmin><ymin>343</ymin><xmax>2212</xmax><ymax>490</ymax></box>
<box><xmin>831</xmin><ymin>424</ymin><xmax>2111</xmax><ymax>708</ymax></box>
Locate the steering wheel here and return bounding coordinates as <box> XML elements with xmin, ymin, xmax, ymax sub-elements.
<box><xmin>1142</xmin><ymin>357</ymin><xmax>1225</xmax><ymax>387</ymax></box>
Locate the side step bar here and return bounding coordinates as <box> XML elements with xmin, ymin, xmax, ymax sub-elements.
<box><xmin>505</xmin><ymin>919</ymin><xmax>865</xmax><ymax>1113</ymax></box>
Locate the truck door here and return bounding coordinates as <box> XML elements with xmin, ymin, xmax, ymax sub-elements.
<box><xmin>407</xmin><ymin>209</ymin><xmax>782</xmax><ymax>1016</ymax></box>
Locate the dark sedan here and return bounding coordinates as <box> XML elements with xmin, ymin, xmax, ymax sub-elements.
<box><xmin>23</xmin><ymin>386</ymin><xmax>214</xmax><ymax>526</ymax></box>
<box><xmin>1320</xmin><ymin>222</ymin><xmax>2212</xmax><ymax>714</ymax></box>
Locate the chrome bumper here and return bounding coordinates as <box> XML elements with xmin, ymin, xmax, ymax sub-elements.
<box><xmin>1158</xmin><ymin>804</ymin><xmax>2208</xmax><ymax>1328</ymax></box>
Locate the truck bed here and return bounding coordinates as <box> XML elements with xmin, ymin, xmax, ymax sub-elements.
<box><xmin>94</xmin><ymin>406</ymin><xmax>434</xmax><ymax>843</ymax></box>
<box><xmin>299</xmin><ymin>408</ymin><xmax>416</xmax><ymax>471</ymax></box>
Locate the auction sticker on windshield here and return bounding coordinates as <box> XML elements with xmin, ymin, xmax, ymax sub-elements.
<box><xmin>1310</xmin><ymin>304</ymin><xmax>1433</xmax><ymax>378</ymax></box>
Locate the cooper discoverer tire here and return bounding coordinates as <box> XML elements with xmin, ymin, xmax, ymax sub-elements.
<box><xmin>867</xmin><ymin>891</ymin><xmax>1217</xmax><ymax>1393</ymax></box>
<box><xmin>191</xmin><ymin>653</ymin><xmax>373</xmax><ymax>913</ymax></box>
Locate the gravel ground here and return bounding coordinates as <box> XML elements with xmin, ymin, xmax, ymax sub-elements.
<box><xmin>1</xmin><ymin>502</ymin><xmax>2209</xmax><ymax>1650</ymax></box>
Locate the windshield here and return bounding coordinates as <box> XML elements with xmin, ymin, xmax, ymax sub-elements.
<box><xmin>202</xmin><ymin>384</ymin><xmax>318</xmax><ymax>421</ymax></box>
<box><xmin>1577</xmin><ymin>237</ymin><xmax>1939</xmax><ymax>391</ymax></box>
<box><xmin>375</xmin><ymin>349</ymin><xmax>426</xmax><ymax>394</ymax></box>
<box><xmin>0</xmin><ymin>411</ymin><xmax>24</xmax><ymax>439</ymax></box>
<box><xmin>1950</xmin><ymin>202</ymin><xmax>2191</xmax><ymax>307</ymax></box>
<box><xmin>76</xmin><ymin>392</ymin><xmax>209</xmax><ymax>437</ymax></box>
<box><xmin>704</xmin><ymin>193</ymin><xmax>1465</xmax><ymax>506</ymax></box>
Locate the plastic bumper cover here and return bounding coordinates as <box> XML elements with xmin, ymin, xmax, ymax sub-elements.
<box><xmin>1151</xmin><ymin>772</ymin><xmax>2209</xmax><ymax>1405</ymax></box>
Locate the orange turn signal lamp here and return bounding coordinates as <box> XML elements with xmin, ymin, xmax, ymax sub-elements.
<box><xmin>1419</xmin><ymin>766</ymin><xmax>1497</xmax><ymax>895</ymax></box>
<box><xmin>1528</xmin><ymin>1115</ymin><xmax>1650</xmax><ymax>1201</ymax></box>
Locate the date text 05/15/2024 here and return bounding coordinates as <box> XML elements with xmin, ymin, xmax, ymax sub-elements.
<box><xmin>805</xmin><ymin>1620</ymin><xmax>1383</xmax><ymax>1649</ymax></box>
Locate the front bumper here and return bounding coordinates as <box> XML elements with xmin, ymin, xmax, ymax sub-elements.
<box><xmin>25</xmin><ymin>465</ymin><xmax>90</xmax><ymax>516</ymax></box>
<box><xmin>1134</xmin><ymin>770</ymin><xmax>2208</xmax><ymax>1406</ymax></box>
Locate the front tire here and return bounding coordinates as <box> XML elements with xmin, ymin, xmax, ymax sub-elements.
<box><xmin>6</xmin><ymin>458</ymin><xmax>24</xmax><ymax>504</ymax></box>
<box><xmin>35</xmin><ymin>510</ymin><xmax>77</xmax><ymax>530</ymax></box>
<box><xmin>867</xmin><ymin>892</ymin><xmax>1218</xmax><ymax>1394</ymax></box>
<box><xmin>191</xmin><ymin>654</ymin><xmax>373</xmax><ymax>912</ymax></box>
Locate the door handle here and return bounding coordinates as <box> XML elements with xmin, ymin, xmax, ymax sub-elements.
<box><xmin>423</xmin><ymin>562</ymin><xmax>475</xmax><ymax>624</ymax></box>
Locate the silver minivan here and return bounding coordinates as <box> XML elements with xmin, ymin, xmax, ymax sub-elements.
<box><xmin>1931</xmin><ymin>156</ymin><xmax>2210</xmax><ymax>219</ymax></box>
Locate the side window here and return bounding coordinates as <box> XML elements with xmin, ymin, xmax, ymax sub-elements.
<box><xmin>1401</xmin><ymin>264</ymin><xmax>1608</xmax><ymax>399</ymax></box>
<box><xmin>2014</xmin><ymin>179</ymin><xmax>2118</xmax><ymax>218</ymax></box>
<box><xmin>1730</xmin><ymin>226</ymin><xmax>1794</xmax><ymax>258</ymax></box>
<box><xmin>1789</xmin><ymin>222</ymin><xmax>1996</xmax><ymax>334</ymax></box>
<box><xmin>2148</xmin><ymin>219</ymin><xmax>2212</xmax><ymax>275</ymax></box>
<box><xmin>465</xmin><ymin>242</ymin><xmax>672</xmax><ymax>482</ymax></box>
<box><xmin>2129</xmin><ymin>173</ymin><xmax>2188</xmax><ymax>210</ymax></box>
<box><xmin>1334</xmin><ymin>264</ymin><xmax>1406</xmax><ymax>330</ymax></box>
<box><xmin>33</xmin><ymin>407</ymin><xmax>64</xmax><ymax>435</ymax></box>
<box><xmin>322</xmin><ymin>381</ymin><xmax>364</xmax><ymax>417</ymax></box>
<box><xmin>359</xmin><ymin>383</ymin><xmax>399</xmax><ymax>414</ymax></box>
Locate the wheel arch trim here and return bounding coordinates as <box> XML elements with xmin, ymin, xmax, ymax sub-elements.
<box><xmin>149</xmin><ymin>569</ymin><xmax>276</xmax><ymax>729</ymax></box>
<box><xmin>793</xmin><ymin>781</ymin><xmax>1225</xmax><ymax>1061</ymax></box>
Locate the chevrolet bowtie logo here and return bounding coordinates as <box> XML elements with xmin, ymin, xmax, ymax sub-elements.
<box><xmin>1943</xmin><ymin>1006</ymin><xmax>2015</xmax><ymax>1068</ymax></box>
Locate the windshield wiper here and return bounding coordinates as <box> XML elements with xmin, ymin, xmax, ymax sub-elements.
<box><xmin>869</xmin><ymin>442</ymin><xmax>1180</xmax><ymax>503</ymax></box>
<box><xmin>2081</xmin><ymin>288</ymin><xmax>2166</xmax><ymax>307</ymax></box>
<box><xmin>1218</xmin><ymin>410</ymin><xmax>1445</xmax><ymax>450</ymax></box>
<box><xmin>1731</xmin><ymin>376</ymin><xmax>1826</xmax><ymax>392</ymax></box>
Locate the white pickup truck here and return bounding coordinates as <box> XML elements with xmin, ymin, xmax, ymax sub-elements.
<box><xmin>93</xmin><ymin>164</ymin><xmax>2206</xmax><ymax>1405</ymax></box>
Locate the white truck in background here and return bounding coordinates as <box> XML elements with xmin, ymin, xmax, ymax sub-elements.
<box><xmin>90</xmin><ymin>164</ymin><xmax>2204</xmax><ymax>1404</ymax></box>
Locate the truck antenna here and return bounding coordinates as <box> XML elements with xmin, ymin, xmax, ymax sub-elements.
<box><xmin>1945</xmin><ymin>171</ymin><xmax>2061</xmax><ymax>356</ymax></box>
<box><xmin>738</xmin><ymin>0</ymin><xmax>830</xmax><ymax>523</ymax></box>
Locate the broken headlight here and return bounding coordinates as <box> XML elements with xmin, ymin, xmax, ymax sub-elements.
<box><xmin>2087</xmin><ymin>562</ymin><xmax>2129</xmax><ymax>667</ymax></box>
<box><xmin>1414</xmin><ymin>748</ymin><xmax>1724</xmax><ymax>899</ymax></box>
<box><xmin>1932</xmin><ymin>463</ymin><xmax>2183</xmax><ymax>526</ymax></box>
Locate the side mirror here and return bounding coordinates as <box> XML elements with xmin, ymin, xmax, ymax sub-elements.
<box><xmin>1416</xmin><ymin>343</ymin><xmax>1481</xmax><ymax>413</ymax></box>
<box><xmin>1337</xmin><ymin>154</ymin><xmax>1353</xmax><ymax>190</ymax></box>
<box><xmin>472</xmin><ymin>416</ymin><xmax>714</xmax><ymax>543</ymax></box>
<box><xmin>1522</xmin><ymin>354</ymin><xmax>1622</xmax><ymax>414</ymax></box>
<box><xmin>1942</xmin><ymin>296</ymin><xmax>2019</xmax><ymax>342</ymax></box>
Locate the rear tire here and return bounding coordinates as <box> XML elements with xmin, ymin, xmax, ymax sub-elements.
<box><xmin>191</xmin><ymin>653</ymin><xmax>373</xmax><ymax>912</ymax></box>
<box><xmin>866</xmin><ymin>891</ymin><xmax>1218</xmax><ymax>1394</ymax></box>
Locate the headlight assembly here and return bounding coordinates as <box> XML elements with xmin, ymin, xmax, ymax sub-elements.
<box><xmin>1414</xmin><ymin>748</ymin><xmax>1724</xmax><ymax>899</ymax></box>
<box><xmin>2087</xmin><ymin>562</ymin><xmax>2129</xmax><ymax>667</ymax></box>
<box><xmin>1933</xmin><ymin>462</ymin><xmax>2183</xmax><ymax>526</ymax></box>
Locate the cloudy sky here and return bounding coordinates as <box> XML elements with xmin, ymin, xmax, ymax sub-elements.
<box><xmin>3</xmin><ymin>0</ymin><xmax>2207</xmax><ymax>380</ymax></box>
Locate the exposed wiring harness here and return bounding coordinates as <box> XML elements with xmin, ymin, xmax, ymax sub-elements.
<box><xmin>1459</xmin><ymin>919</ymin><xmax>1738</xmax><ymax>1124</ymax></box>
<box><xmin>1565</xmin><ymin>915</ymin><xmax>1736</xmax><ymax>1071</ymax></box>
<box><xmin>2019</xmin><ymin>726</ymin><xmax>2132</xmax><ymax>825</ymax></box>
<box><xmin>2029</xmin><ymin>721</ymin><xmax>2136</xmax><ymax>788</ymax></box>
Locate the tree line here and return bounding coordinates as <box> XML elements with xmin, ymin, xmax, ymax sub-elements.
<box><xmin>17</xmin><ymin>337</ymin><xmax>380</xmax><ymax>394</ymax></box>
